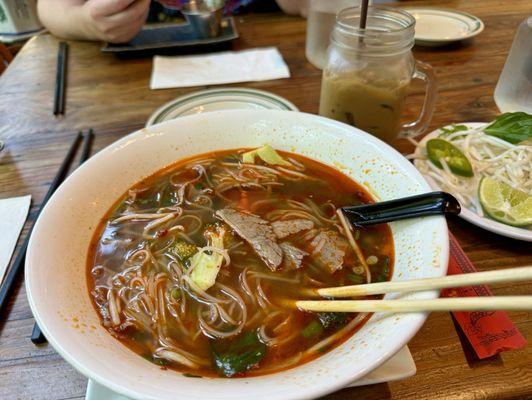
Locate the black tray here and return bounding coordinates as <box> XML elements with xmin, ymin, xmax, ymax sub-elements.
<box><xmin>101</xmin><ymin>17</ymin><xmax>238</xmax><ymax>56</ymax></box>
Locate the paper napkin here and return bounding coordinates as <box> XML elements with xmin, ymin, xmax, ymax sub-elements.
<box><xmin>150</xmin><ymin>47</ymin><xmax>290</xmax><ymax>89</ymax></box>
<box><xmin>0</xmin><ymin>195</ymin><xmax>31</xmax><ymax>284</ymax></box>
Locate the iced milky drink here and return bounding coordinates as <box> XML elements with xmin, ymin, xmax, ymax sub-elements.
<box><xmin>319</xmin><ymin>72</ymin><xmax>410</xmax><ymax>144</ymax></box>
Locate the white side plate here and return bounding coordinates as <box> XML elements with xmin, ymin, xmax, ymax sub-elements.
<box><xmin>146</xmin><ymin>88</ymin><xmax>298</xmax><ymax>126</ymax></box>
<box><xmin>415</xmin><ymin>123</ymin><xmax>532</xmax><ymax>242</ymax></box>
<box><xmin>404</xmin><ymin>8</ymin><xmax>484</xmax><ymax>46</ymax></box>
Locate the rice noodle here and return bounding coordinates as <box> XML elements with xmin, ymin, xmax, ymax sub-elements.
<box><xmin>143</xmin><ymin>213</ymin><xmax>181</xmax><ymax>239</ymax></box>
<box><xmin>247</xmin><ymin>271</ymin><xmax>300</xmax><ymax>283</ymax></box>
<box><xmin>175</xmin><ymin>214</ymin><xmax>204</xmax><ymax>236</ymax></box>
<box><xmin>199</xmin><ymin>316</ymin><xmax>242</xmax><ymax>339</ymax></box>
<box><xmin>197</xmin><ymin>284</ymin><xmax>247</xmax><ymax>340</ymax></box>
<box><xmin>239</xmin><ymin>268</ymin><xmax>256</xmax><ymax>304</ymax></box>
<box><xmin>336</xmin><ymin>209</ymin><xmax>371</xmax><ymax>283</ymax></box>
<box><xmin>267</xmin><ymin>209</ymin><xmax>322</xmax><ymax>226</ymax></box>
<box><xmin>304</xmin><ymin>275</ymin><xmax>327</xmax><ymax>287</ymax></box>
<box><xmin>275</xmin><ymin>166</ymin><xmax>309</xmax><ymax>179</ymax></box>
<box><xmin>112</xmin><ymin>212</ymin><xmax>175</xmax><ymax>224</ymax></box>
<box><xmin>287</xmin><ymin>157</ymin><xmax>306</xmax><ymax>170</ymax></box>
<box><xmin>154</xmin><ymin>348</ymin><xmax>199</xmax><ymax>369</ymax></box>
<box><xmin>288</xmin><ymin>199</ymin><xmax>337</xmax><ymax>225</ymax></box>
<box><xmin>220</xmin><ymin>162</ymin><xmax>281</xmax><ymax>175</ymax></box>
<box><xmin>256</xmin><ymin>279</ymin><xmax>273</xmax><ymax>309</ymax></box>
<box><xmin>215</xmin><ymin>304</ymin><xmax>238</xmax><ymax>325</ymax></box>
<box><xmin>107</xmin><ymin>291</ymin><xmax>121</xmax><ymax>326</ymax></box>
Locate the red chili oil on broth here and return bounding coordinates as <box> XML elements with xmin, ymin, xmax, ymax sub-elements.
<box><xmin>87</xmin><ymin>148</ymin><xmax>394</xmax><ymax>378</ymax></box>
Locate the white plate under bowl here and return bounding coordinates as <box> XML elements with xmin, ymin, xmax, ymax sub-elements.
<box><xmin>146</xmin><ymin>88</ymin><xmax>298</xmax><ymax>126</ymax></box>
<box><xmin>26</xmin><ymin>110</ymin><xmax>448</xmax><ymax>400</ymax></box>
<box><xmin>415</xmin><ymin>122</ymin><xmax>532</xmax><ymax>242</ymax></box>
<box><xmin>86</xmin><ymin>346</ymin><xmax>416</xmax><ymax>399</ymax></box>
<box><xmin>404</xmin><ymin>8</ymin><xmax>484</xmax><ymax>46</ymax></box>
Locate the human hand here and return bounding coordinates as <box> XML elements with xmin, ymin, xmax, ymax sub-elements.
<box><xmin>83</xmin><ymin>0</ymin><xmax>151</xmax><ymax>43</ymax></box>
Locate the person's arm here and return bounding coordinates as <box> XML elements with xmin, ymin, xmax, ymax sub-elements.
<box><xmin>275</xmin><ymin>0</ymin><xmax>307</xmax><ymax>16</ymax></box>
<box><xmin>37</xmin><ymin>0</ymin><xmax>150</xmax><ymax>43</ymax></box>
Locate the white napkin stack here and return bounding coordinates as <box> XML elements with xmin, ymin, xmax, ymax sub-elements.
<box><xmin>150</xmin><ymin>47</ymin><xmax>290</xmax><ymax>90</ymax></box>
<box><xmin>0</xmin><ymin>195</ymin><xmax>31</xmax><ymax>284</ymax></box>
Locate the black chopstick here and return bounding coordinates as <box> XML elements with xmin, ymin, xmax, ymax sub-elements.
<box><xmin>53</xmin><ymin>42</ymin><xmax>68</xmax><ymax>115</ymax></box>
<box><xmin>30</xmin><ymin>321</ymin><xmax>47</xmax><ymax>344</ymax></box>
<box><xmin>30</xmin><ymin>130</ymin><xmax>94</xmax><ymax>344</ymax></box>
<box><xmin>0</xmin><ymin>132</ymin><xmax>82</xmax><ymax>317</ymax></box>
<box><xmin>79</xmin><ymin>129</ymin><xmax>93</xmax><ymax>163</ymax></box>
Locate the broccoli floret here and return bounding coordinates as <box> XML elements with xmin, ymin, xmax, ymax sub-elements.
<box><xmin>173</xmin><ymin>240</ymin><xmax>198</xmax><ymax>261</ymax></box>
<box><xmin>189</xmin><ymin>225</ymin><xmax>227</xmax><ymax>292</ymax></box>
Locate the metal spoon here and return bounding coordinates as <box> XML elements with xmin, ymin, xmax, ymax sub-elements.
<box><xmin>341</xmin><ymin>191</ymin><xmax>461</xmax><ymax>226</ymax></box>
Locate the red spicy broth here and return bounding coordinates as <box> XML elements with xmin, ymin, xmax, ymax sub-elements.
<box><xmin>87</xmin><ymin>148</ymin><xmax>394</xmax><ymax>378</ymax></box>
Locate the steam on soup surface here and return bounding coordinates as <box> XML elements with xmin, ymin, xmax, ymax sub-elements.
<box><xmin>87</xmin><ymin>146</ymin><xmax>393</xmax><ymax>378</ymax></box>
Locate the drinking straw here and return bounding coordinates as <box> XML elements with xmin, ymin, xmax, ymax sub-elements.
<box><xmin>53</xmin><ymin>42</ymin><xmax>68</xmax><ymax>115</ymax></box>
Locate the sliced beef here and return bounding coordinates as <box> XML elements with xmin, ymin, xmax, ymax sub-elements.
<box><xmin>216</xmin><ymin>208</ymin><xmax>282</xmax><ymax>271</ymax></box>
<box><xmin>280</xmin><ymin>242</ymin><xmax>308</xmax><ymax>270</ymax></box>
<box><xmin>271</xmin><ymin>219</ymin><xmax>314</xmax><ymax>239</ymax></box>
<box><xmin>309</xmin><ymin>230</ymin><xmax>347</xmax><ymax>273</ymax></box>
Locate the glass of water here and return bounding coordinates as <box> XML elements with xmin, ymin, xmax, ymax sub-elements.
<box><xmin>305</xmin><ymin>0</ymin><xmax>363</xmax><ymax>69</ymax></box>
<box><xmin>494</xmin><ymin>17</ymin><xmax>532</xmax><ymax>113</ymax></box>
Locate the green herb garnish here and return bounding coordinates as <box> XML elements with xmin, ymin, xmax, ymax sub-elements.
<box><xmin>159</xmin><ymin>188</ymin><xmax>178</xmax><ymax>207</ymax></box>
<box><xmin>373</xmin><ymin>256</ymin><xmax>390</xmax><ymax>283</ymax></box>
<box><xmin>302</xmin><ymin>320</ymin><xmax>324</xmax><ymax>339</ymax></box>
<box><xmin>317</xmin><ymin>345</ymin><xmax>331</xmax><ymax>353</ymax></box>
<box><xmin>317</xmin><ymin>313</ymin><xmax>348</xmax><ymax>330</ymax></box>
<box><xmin>347</xmin><ymin>274</ymin><xmax>364</xmax><ymax>284</ymax></box>
<box><xmin>137</xmin><ymin>198</ymin><xmax>153</xmax><ymax>205</ymax></box>
<box><xmin>155</xmin><ymin>358</ymin><xmax>169</xmax><ymax>366</ymax></box>
<box><xmin>212</xmin><ymin>331</ymin><xmax>267</xmax><ymax>377</ymax></box>
<box><xmin>484</xmin><ymin>112</ymin><xmax>532</xmax><ymax>144</ymax></box>
<box><xmin>170</xmin><ymin>288</ymin><xmax>181</xmax><ymax>300</ymax></box>
<box><xmin>183</xmin><ymin>373</ymin><xmax>202</xmax><ymax>378</ymax></box>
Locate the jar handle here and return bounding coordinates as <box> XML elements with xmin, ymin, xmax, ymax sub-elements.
<box><xmin>400</xmin><ymin>60</ymin><xmax>438</xmax><ymax>138</ymax></box>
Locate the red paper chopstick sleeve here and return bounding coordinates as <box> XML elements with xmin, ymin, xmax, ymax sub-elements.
<box><xmin>441</xmin><ymin>233</ymin><xmax>527</xmax><ymax>359</ymax></box>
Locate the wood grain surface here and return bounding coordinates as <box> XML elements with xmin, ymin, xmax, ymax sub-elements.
<box><xmin>1</xmin><ymin>1</ymin><xmax>532</xmax><ymax>399</ymax></box>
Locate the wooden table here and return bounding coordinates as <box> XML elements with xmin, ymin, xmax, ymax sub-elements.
<box><xmin>1</xmin><ymin>1</ymin><xmax>531</xmax><ymax>399</ymax></box>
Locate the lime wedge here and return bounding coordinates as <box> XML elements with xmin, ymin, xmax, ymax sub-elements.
<box><xmin>426</xmin><ymin>138</ymin><xmax>474</xmax><ymax>177</ymax></box>
<box><xmin>478</xmin><ymin>177</ymin><xmax>532</xmax><ymax>226</ymax></box>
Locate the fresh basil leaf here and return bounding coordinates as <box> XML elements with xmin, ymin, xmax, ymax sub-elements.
<box><xmin>484</xmin><ymin>112</ymin><xmax>532</xmax><ymax>144</ymax></box>
<box><xmin>212</xmin><ymin>331</ymin><xmax>267</xmax><ymax>377</ymax></box>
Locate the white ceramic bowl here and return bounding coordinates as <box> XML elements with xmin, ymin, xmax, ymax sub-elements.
<box><xmin>26</xmin><ymin>110</ymin><xmax>448</xmax><ymax>400</ymax></box>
